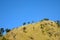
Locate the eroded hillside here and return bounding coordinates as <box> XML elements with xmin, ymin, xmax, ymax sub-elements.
<box><xmin>1</xmin><ymin>20</ymin><xmax>60</xmax><ymax>40</ymax></box>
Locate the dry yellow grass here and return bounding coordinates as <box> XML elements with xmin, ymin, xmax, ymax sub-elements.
<box><xmin>1</xmin><ymin>20</ymin><xmax>60</xmax><ymax>40</ymax></box>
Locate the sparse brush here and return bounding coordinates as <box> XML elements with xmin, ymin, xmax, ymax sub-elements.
<box><xmin>2</xmin><ymin>37</ymin><xmax>8</xmax><ymax>40</ymax></box>
<box><xmin>23</xmin><ymin>27</ymin><xmax>27</xmax><ymax>33</ymax></box>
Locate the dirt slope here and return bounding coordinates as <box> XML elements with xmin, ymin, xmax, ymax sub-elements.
<box><xmin>2</xmin><ymin>20</ymin><xmax>60</xmax><ymax>40</ymax></box>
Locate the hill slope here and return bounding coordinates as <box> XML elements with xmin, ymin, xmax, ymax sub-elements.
<box><xmin>1</xmin><ymin>20</ymin><xmax>60</xmax><ymax>40</ymax></box>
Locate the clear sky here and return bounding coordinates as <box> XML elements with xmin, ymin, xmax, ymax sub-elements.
<box><xmin>0</xmin><ymin>0</ymin><xmax>60</xmax><ymax>29</ymax></box>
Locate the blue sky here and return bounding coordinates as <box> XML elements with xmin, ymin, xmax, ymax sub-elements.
<box><xmin>0</xmin><ymin>0</ymin><xmax>60</xmax><ymax>29</ymax></box>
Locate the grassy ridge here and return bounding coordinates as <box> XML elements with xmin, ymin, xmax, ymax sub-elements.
<box><xmin>0</xmin><ymin>20</ymin><xmax>60</xmax><ymax>40</ymax></box>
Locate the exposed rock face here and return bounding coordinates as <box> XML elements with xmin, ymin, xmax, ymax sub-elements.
<box><xmin>2</xmin><ymin>20</ymin><xmax>60</xmax><ymax>40</ymax></box>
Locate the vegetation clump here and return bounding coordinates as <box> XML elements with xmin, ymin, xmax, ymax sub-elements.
<box><xmin>5</xmin><ymin>29</ymin><xmax>11</xmax><ymax>33</ymax></box>
<box><xmin>23</xmin><ymin>27</ymin><xmax>27</xmax><ymax>33</ymax></box>
<box><xmin>0</xmin><ymin>28</ymin><xmax>11</xmax><ymax>37</ymax></box>
<box><xmin>56</xmin><ymin>20</ymin><xmax>60</xmax><ymax>27</ymax></box>
<box><xmin>0</xmin><ymin>28</ymin><xmax>4</xmax><ymax>37</ymax></box>
<box><xmin>40</xmin><ymin>18</ymin><xmax>49</xmax><ymax>22</ymax></box>
<box><xmin>23</xmin><ymin>22</ymin><xmax>26</xmax><ymax>25</ymax></box>
<box><xmin>29</xmin><ymin>36</ymin><xmax>34</xmax><ymax>40</ymax></box>
<box><xmin>43</xmin><ymin>18</ymin><xmax>49</xmax><ymax>21</ymax></box>
<box><xmin>2</xmin><ymin>37</ymin><xmax>8</xmax><ymax>40</ymax></box>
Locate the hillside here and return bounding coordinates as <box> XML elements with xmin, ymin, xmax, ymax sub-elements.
<box><xmin>1</xmin><ymin>20</ymin><xmax>60</xmax><ymax>40</ymax></box>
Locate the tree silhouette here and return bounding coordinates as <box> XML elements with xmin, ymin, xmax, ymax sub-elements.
<box><xmin>0</xmin><ymin>28</ymin><xmax>4</xmax><ymax>36</ymax></box>
<box><xmin>56</xmin><ymin>20</ymin><xmax>60</xmax><ymax>27</ymax></box>
<box><xmin>32</xmin><ymin>21</ymin><xmax>34</xmax><ymax>23</ymax></box>
<box><xmin>43</xmin><ymin>18</ymin><xmax>49</xmax><ymax>21</ymax></box>
<box><xmin>5</xmin><ymin>29</ymin><xmax>11</xmax><ymax>33</ymax></box>
<box><xmin>23</xmin><ymin>22</ymin><xmax>26</xmax><ymax>25</ymax></box>
<box><xmin>28</xmin><ymin>22</ymin><xmax>30</xmax><ymax>24</ymax></box>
